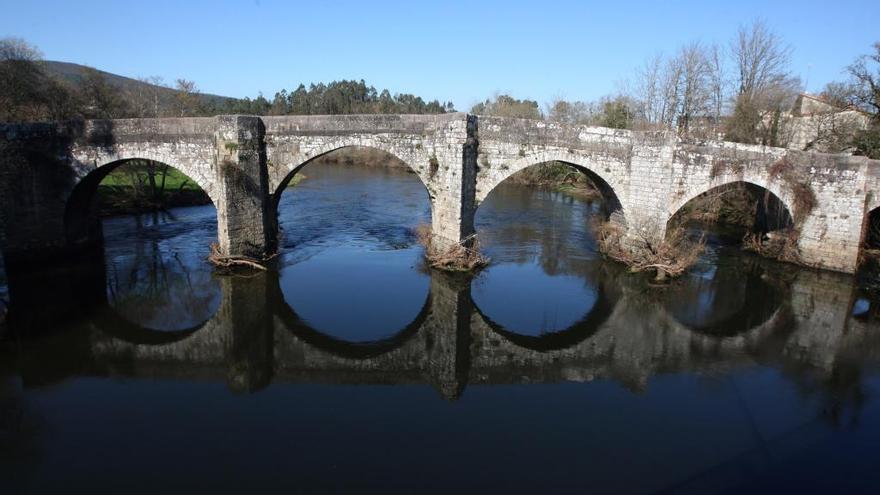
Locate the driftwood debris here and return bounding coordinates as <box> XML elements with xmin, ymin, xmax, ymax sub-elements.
<box><xmin>208</xmin><ymin>243</ymin><xmax>269</xmax><ymax>271</ymax></box>
<box><xmin>415</xmin><ymin>225</ymin><xmax>490</xmax><ymax>273</ymax></box>
<box><xmin>593</xmin><ymin>220</ymin><xmax>705</xmax><ymax>280</ymax></box>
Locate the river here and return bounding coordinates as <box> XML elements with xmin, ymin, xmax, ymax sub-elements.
<box><xmin>2</xmin><ymin>162</ymin><xmax>880</xmax><ymax>494</ymax></box>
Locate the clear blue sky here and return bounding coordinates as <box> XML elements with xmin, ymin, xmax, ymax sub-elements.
<box><xmin>2</xmin><ymin>0</ymin><xmax>877</xmax><ymax>111</ymax></box>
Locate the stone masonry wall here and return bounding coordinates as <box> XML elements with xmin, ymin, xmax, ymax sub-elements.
<box><xmin>263</xmin><ymin>113</ymin><xmax>475</xmax><ymax>249</ymax></box>
<box><xmin>1</xmin><ymin>114</ymin><xmax>879</xmax><ymax>272</ymax></box>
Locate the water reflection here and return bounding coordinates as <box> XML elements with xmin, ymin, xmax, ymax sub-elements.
<box><xmin>664</xmin><ymin>253</ymin><xmax>788</xmax><ymax>337</ymax></box>
<box><xmin>103</xmin><ymin>209</ymin><xmax>220</xmax><ymax>332</ymax></box>
<box><xmin>276</xmin><ymin>163</ymin><xmax>431</xmax><ymax>342</ymax></box>
<box><xmin>3</xmin><ymin>165</ymin><xmax>880</xmax><ymax>493</ymax></box>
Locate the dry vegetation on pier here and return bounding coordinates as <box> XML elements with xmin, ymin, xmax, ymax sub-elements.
<box><xmin>593</xmin><ymin>220</ymin><xmax>705</xmax><ymax>280</ymax></box>
<box><xmin>414</xmin><ymin>225</ymin><xmax>489</xmax><ymax>273</ymax></box>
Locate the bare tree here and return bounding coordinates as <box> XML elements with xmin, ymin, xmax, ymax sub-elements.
<box><xmin>78</xmin><ymin>67</ymin><xmax>129</xmax><ymax>119</ymax></box>
<box><xmin>627</xmin><ymin>44</ymin><xmax>715</xmax><ymax>135</ymax></box>
<box><xmin>727</xmin><ymin>20</ymin><xmax>801</xmax><ymax>146</ymax></box>
<box><xmin>173</xmin><ymin>79</ymin><xmax>202</xmax><ymax>117</ymax></box>
<box><xmin>0</xmin><ymin>37</ymin><xmax>85</xmax><ymax>122</ymax></box>
<box><xmin>130</xmin><ymin>76</ymin><xmax>166</xmax><ymax>118</ymax></box>
<box><xmin>708</xmin><ymin>44</ymin><xmax>727</xmax><ymax>135</ymax></box>
<box><xmin>674</xmin><ymin>42</ymin><xmax>713</xmax><ymax>134</ymax></box>
<box><xmin>0</xmin><ymin>37</ymin><xmax>49</xmax><ymax>121</ymax></box>
<box><xmin>732</xmin><ymin>20</ymin><xmax>793</xmax><ymax>99</ymax></box>
<box><xmin>0</xmin><ymin>37</ymin><xmax>42</xmax><ymax>61</ymax></box>
<box><xmin>846</xmin><ymin>42</ymin><xmax>880</xmax><ymax>117</ymax></box>
<box><xmin>843</xmin><ymin>42</ymin><xmax>880</xmax><ymax>157</ymax></box>
<box><xmin>545</xmin><ymin>97</ymin><xmax>596</xmax><ymax>125</ymax></box>
<box><xmin>630</xmin><ymin>53</ymin><xmax>666</xmax><ymax>128</ymax></box>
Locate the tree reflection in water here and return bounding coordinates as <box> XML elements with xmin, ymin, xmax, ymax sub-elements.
<box><xmin>103</xmin><ymin>209</ymin><xmax>220</xmax><ymax>331</ymax></box>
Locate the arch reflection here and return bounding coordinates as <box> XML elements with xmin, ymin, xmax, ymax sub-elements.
<box><xmin>663</xmin><ymin>255</ymin><xmax>786</xmax><ymax>337</ymax></box>
<box><xmin>273</xmin><ymin>276</ymin><xmax>432</xmax><ymax>360</ymax></box>
<box><xmin>472</xmin><ymin>284</ymin><xmax>614</xmax><ymax>352</ymax></box>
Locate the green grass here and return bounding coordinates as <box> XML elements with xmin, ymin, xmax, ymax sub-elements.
<box><xmin>101</xmin><ymin>166</ymin><xmax>202</xmax><ymax>191</ymax></box>
<box><xmin>286</xmin><ymin>174</ymin><xmax>306</xmax><ymax>187</ymax></box>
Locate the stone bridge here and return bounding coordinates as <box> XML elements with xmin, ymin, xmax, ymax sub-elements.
<box><xmin>1</xmin><ymin>114</ymin><xmax>879</xmax><ymax>272</ymax></box>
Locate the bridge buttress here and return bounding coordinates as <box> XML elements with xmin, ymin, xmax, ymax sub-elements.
<box><xmin>425</xmin><ymin>114</ymin><xmax>478</xmax><ymax>251</ymax></box>
<box><xmin>620</xmin><ymin>132</ymin><xmax>678</xmax><ymax>249</ymax></box>
<box><xmin>213</xmin><ymin>115</ymin><xmax>274</xmax><ymax>259</ymax></box>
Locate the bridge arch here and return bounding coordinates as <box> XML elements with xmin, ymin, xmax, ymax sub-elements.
<box><xmin>270</xmin><ymin>140</ymin><xmax>432</xmax><ymax>199</ymax></box>
<box><xmin>269</xmin><ymin>142</ymin><xmax>435</xmax><ymax>254</ymax></box>
<box><xmin>74</xmin><ymin>149</ymin><xmax>218</xmax><ymax>202</ymax></box>
<box><xmin>476</xmin><ymin>151</ymin><xmax>628</xmax><ymax>221</ymax></box>
<box><xmin>668</xmin><ymin>177</ymin><xmax>797</xmax><ymax>231</ymax></box>
<box><xmin>64</xmin><ymin>157</ymin><xmax>217</xmax><ymax>249</ymax></box>
<box><xmin>860</xmin><ymin>205</ymin><xmax>880</xmax><ymax>258</ymax></box>
<box><xmin>91</xmin><ymin>306</ymin><xmax>211</xmax><ymax>346</ymax></box>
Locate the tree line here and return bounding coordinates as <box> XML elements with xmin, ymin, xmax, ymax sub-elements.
<box><xmin>0</xmin><ymin>37</ymin><xmax>454</xmax><ymax>122</ymax></box>
<box><xmin>470</xmin><ymin>21</ymin><xmax>879</xmax><ymax>159</ymax></box>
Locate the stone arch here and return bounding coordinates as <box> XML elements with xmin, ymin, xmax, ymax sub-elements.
<box><xmin>476</xmin><ymin>150</ymin><xmax>629</xmax><ymax>221</ymax></box>
<box><xmin>63</xmin><ymin>157</ymin><xmax>217</xmax><ymax>250</ymax></box>
<box><xmin>866</xmin><ymin>192</ymin><xmax>880</xmax><ymax>217</ymax></box>
<box><xmin>268</xmin><ymin>141</ymin><xmax>435</xmax><ymax>252</ymax></box>
<box><xmin>270</xmin><ymin>139</ymin><xmax>432</xmax><ymax>200</ymax></box>
<box><xmin>75</xmin><ymin>149</ymin><xmax>218</xmax><ymax>203</ymax></box>
<box><xmin>668</xmin><ymin>176</ymin><xmax>797</xmax><ymax>230</ymax></box>
<box><xmin>860</xmin><ymin>205</ymin><xmax>880</xmax><ymax>250</ymax></box>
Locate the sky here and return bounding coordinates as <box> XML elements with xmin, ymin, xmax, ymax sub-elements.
<box><xmin>2</xmin><ymin>0</ymin><xmax>878</xmax><ymax>111</ymax></box>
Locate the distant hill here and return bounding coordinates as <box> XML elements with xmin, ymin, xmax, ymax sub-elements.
<box><xmin>41</xmin><ymin>60</ymin><xmax>238</xmax><ymax>110</ymax></box>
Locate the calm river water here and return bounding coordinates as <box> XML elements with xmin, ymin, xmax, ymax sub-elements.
<box><xmin>2</xmin><ymin>163</ymin><xmax>880</xmax><ymax>494</ymax></box>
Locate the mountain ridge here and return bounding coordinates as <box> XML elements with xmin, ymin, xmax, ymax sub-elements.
<box><xmin>41</xmin><ymin>60</ymin><xmax>238</xmax><ymax>108</ymax></box>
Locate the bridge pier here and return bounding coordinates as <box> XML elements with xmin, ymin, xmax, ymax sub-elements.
<box><xmin>0</xmin><ymin>122</ymin><xmax>79</xmax><ymax>265</ymax></box>
<box><xmin>213</xmin><ymin>116</ymin><xmax>274</xmax><ymax>259</ymax></box>
<box><xmin>427</xmin><ymin>115</ymin><xmax>478</xmax><ymax>252</ymax></box>
<box><xmin>618</xmin><ymin>133</ymin><xmax>678</xmax><ymax>254</ymax></box>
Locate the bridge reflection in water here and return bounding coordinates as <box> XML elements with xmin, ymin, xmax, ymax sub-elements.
<box><xmin>4</xmin><ymin>251</ymin><xmax>880</xmax><ymax>492</ymax></box>
<box><xmin>4</xmin><ymin>251</ymin><xmax>877</xmax><ymax>407</ymax></box>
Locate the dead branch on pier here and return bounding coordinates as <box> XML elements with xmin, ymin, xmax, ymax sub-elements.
<box><xmin>742</xmin><ymin>229</ymin><xmax>802</xmax><ymax>264</ymax></box>
<box><xmin>208</xmin><ymin>242</ymin><xmax>269</xmax><ymax>272</ymax></box>
<box><xmin>415</xmin><ymin>224</ymin><xmax>490</xmax><ymax>273</ymax></box>
<box><xmin>593</xmin><ymin>219</ymin><xmax>705</xmax><ymax>280</ymax></box>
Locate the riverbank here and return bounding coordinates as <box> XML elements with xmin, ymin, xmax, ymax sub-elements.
<box><xmin>504</xmin><ymin>161</ymin><xmax>602</xmax><ymax>200</ymax></box>
<box><xmin>97</xmin><ymin>186</ymin><xmax>212</xmax><ymax>216</ymax></box>
<box><xmin>302</xmin><ymin>148</ymin><xmax>601</xmax><ymax>201</ymax></box>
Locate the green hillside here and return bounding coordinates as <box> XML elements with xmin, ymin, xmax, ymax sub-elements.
<box><xmin>41</xmin><ymin>60</ymin><xmax>237</xmax><ymax>110</ymax></box>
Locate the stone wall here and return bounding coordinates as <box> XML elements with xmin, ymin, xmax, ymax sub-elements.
<box><xmin>473</xmin><ymin>116</ymin><xmax>880</xmax><ymax>273</ymax></box>
<box><xmin>1</xmin><ymin>114</ymin><xmax>879</xmax><ymax>272</ymax></box>
<box><xmin>262</xmin><ymin>113</ymin><xmax>475</xmax><ymax>249</ymax></box>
